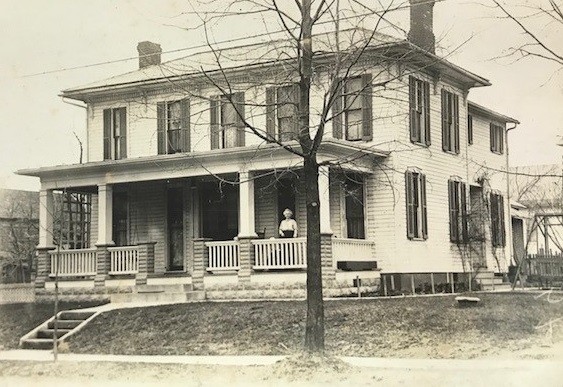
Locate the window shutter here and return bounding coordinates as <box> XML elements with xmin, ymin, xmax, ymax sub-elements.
<box><xmin>332</xmin><ymin>77</ymin><xmax>343</xmax><ymax>139</ymax></box>
<box><xmin>405</xmin><ymin>171</ymin><xmax>415</xmax><ymax>239</ymax></box>
<box><xmin>118</xmin><ymin>107</ymin><xmax>127</xmax><ymax>159</ymax></box>
<box><xmin>460</xmin><ymin>183</ymin><xmax>468</xmax><ymax>243</ymax></box>
<box><xmin>292</xmin><ymin>83</ymin><xmax>301</xmax><ymax>139</ymax></box>
<box><xmin>409</xmin><ymin>76</ymin><xmax>417</xmax><ymax>143</ymax></box>
<box><xmin>499</xmin><ymin>194</ymin><xmax>506</xmax><ymax>246</ymax></box>
<box><xmin>467</xmin><ymin>115</ymin><xmax>473</xmax><ymax>145</ymax></box>
<box><xmin>499</xmin><ymin>126</ymin><xmax>504</xmax><ymax>154</ymax></box>
<box><xmin>420</xmin><ymin>174</ymin><xmax>428</xmax><ymax>239</ymax></box>
<box><xmin>441</xmin><ymin>90</ymin><xmax>449</xmax><ymax>151</ymax></box>
<box><xmin>361</xmin><ymin>73</ymin><xmax>373</xmax><ymax>141</ymax></box>
<box><xmin>453</xmin><ymin>95</ymin><xmax>460</xmax><ymax>153</ymax></box>
<box><xmin>490</xmin><ymin>123</ymin><xmax>495</xmax><ymax>152</ymax></box>
<box><xmin>490</xmin><ymin>193</ymin><xmax>498</xmax><ymax>246</ymax></box>
<box><xmin>448</xmin><ymin>180</ymin><xmax>457</xmax><ymax>243</ymax></box>
<box><xmin>265</xmin><ymin>87</ymin><xmax>276</xmax><ymax>140</ymax></box>
<box><xmin>233</xmin><ymin>92</ymin><xmax>245</xmax><ymax>147</ymax></box>
<box><xmin>210</xmin><ymin>97</ymin><xmax>220</xmax><ymax>150</ymax></box>
<box><xmin>179</xmin><ymin>98</ymin><xmax>190</xmax><ymax>153</ymax></box>
<box><xmin>424</xmin><ymin>81</ymin><xmax>431</xmax><ymax>146</ymax></box>
<box><xmin>157</xmin><ymin>102</ymin><xmax>166</xmax><ymax>155</ymax></box>
<box><xmin>103</xmin><ymin>109</ymin><xmax>111</xmax><ymax>160</ymax></box>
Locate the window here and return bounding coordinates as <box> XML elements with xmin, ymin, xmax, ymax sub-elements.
<box><xmin>210</xmin><ymin>93</ymin><xmax>245</xmax><ymax>149</ymax></box>
<box><xmin>409</xmin><ymin>76</ymin><xmax>431</xmax><ymax>145</ymax></box>
<box><xmin>103</xmin><ymin>107</ymin><xmax>127</xmax><ymax>160</ymax></box>
<box><xmin>157</xmin><ymin>99</ymin><xmax>190</xmax><ymax>154</ymax></box>
<box><xmin>448</xmin><ymin>178</ymin><xmax>468</xmax><ymax>244</ymax></box>
<box><xmin>467</xmin><ymin>114</ymin><xmax>473</xmax><ymax>145</ymax></box>
<box><xmin>332</xmin><ymin>74</ymin><xmax>373</xmax><ymax>141</ymax></box>
<box><xmin>441</xmin><ymin>90</ymin><xmax>459</xmax><ymax>153</ymax></box>
<box><xmin>57</xmin><ymin>192</ymin><xmax>92</xmax><ymax>249</ymax></box>
<box><xmin>490</xmin><ymin>192</ymin><xmax>506</xmax><ymax>247</ymax></box>
<box><xmin>405</xmin><ymin>169</ymin><xmax>428</xmax><ymax>240</ymax></box>
<box><xmin>265</xmin><ymin>84</ymin><xmax>299</xmax><ymax>141</ymax></box>
<box><xmin>344</xmin><ymin>175</ymin><xmax>365</xmax><ymax>239</ymax></box>
<box><xmin>490</xmin><ymin>123</ymin><xmax>504</xmax><ymax>154</ymax></box>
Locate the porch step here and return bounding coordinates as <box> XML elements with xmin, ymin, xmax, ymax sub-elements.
<box><xmin>20</xmin><ymin>309</ymin><xmax>98</xmax><ymax>350</ymax></box>
<box><xmin>110</xmin><ymin>290</ymin><xmax>205</xmax><ymax>304</ymax></box>
<box><xmin>135</xmin><ymin>284</ymin><xmax>192</xmax><ymax>294</ymax></box>
<box><xmin>475</xmin><ymin>271</ymin><xmax>507</xmax><ymax>290</ymax></box>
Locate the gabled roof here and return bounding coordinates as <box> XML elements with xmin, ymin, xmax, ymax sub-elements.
<box><xmin>468</xmin><ymin>101</ymin><xmax>520</xmax><ymax>124</ymax></box>
<box><xmin>62</xmin><ymin>28</ymin><xmax>490</xmax><ymax>101</ymax></box>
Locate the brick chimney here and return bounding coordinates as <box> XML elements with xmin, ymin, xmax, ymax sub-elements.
<box><xmin>137</xmin><ymin>41</ymin><xmax>162</xmax><ymax>69</ymax></box>
<box><xmin>407</xmin><ymin>0</ymin><xmax>435</xmax><ymax>54</ymax></box>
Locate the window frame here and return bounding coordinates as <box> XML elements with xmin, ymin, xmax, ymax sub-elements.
<box><xmin>490</xmin><ymin>123</ymin><xmax>504</xmax><ymax>154</ymax></box>
<box><xmin>210</xmin><ymin>92</ymin><xmax>245</xmax><ymax>150</ymax></box>
<box><xmin>103</xmin><ymin>107</ymin><xmax>127</xmax><ymax>160</ymax></box>
<box><xmin>409</xmin><ymin>76</ymin><xmax>431</xmax><ymax>146</ymax></box>
<box><xmin>343</xmin><ymin>174</ymin><xmax>366</xmax><ymax>239</ymax></box>
<box><xmin>448</xmin><ymin>177</ymin><xmax>469</xmax><ymax>244</ymax></box>
<box><xmin>441</xmin><ymin>89</ymin><xmax>460</xmax><ymax>154</ymax></box>
<box><xmin>405</xmin><ymin>169</ymin><xmax>428</xmax><ymax>240</ymax></box>
<box><xmin>331</xmin><ymin>74</ymin><xmax>373</xmax><ymax>142</ymax></box>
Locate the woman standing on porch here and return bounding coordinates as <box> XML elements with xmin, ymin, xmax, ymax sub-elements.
<box><xmin>279</xmin><ymin>208</ymin><xmax>298</xmax><ymax>238</ymax></box>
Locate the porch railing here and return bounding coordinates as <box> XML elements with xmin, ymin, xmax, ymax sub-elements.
<box><xmin>332</xmin><ymin>238</ymin><xmax>375</xmax><ymax>263</ymax></box>
<box><xmin>252</xmin><ymin>238</ymin><xmax>307</xmax><ymax>270</ymax></box>
<box><xmin>108</xmin><ymin>246</ymin><xmax>139</xmax><ymax>275</ymax></box>
<box><xmin>206</xmin><ymin>241</ymin><xmax>240</xmax><ymax>271</ymax></box>
<box><xmin>49</xmin><ymin>248</ymin><xmax>97</xmax><ymax>277</ymax></box>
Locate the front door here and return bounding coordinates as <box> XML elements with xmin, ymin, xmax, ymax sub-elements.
<box><xmin>469</xmin><ymin>185</ymin><xmax>486</xmax><ymax>268</ymax></box>
<box><xmin>167</xmin><ymin>187</ymin><xmax>184</xmax><ymax>271</ymax></box>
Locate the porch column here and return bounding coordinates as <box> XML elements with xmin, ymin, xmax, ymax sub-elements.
<box><xmin>192</xmin><ymin>238</ymin><xmax>211</xmax><ymax>290</ymax></box>
<box><xmin>38</xmin><ymin>189</ymin><xmax>54</xmax><ymax>248</ymax></box>
<box><xmin>96</xmin><ymin>184</ymin><xmax>114</xmax><ymax>246</ymax></box>
<box><xmin>238</xmin><ymin>170</ymin><xmax>257</xmax><ymax>238</ymax></box>
<box><xmin>136</xmin><ymin>242</ymin><xmax>156</xmax><ymax>285</ymax></box>
<box><xmin>318</xmin><ymin>166</ymin><xmax>333</xmax><ymax>234</ymax></box>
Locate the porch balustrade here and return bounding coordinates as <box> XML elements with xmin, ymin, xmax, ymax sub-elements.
<box><xmin>332</xmin><ymin>238</ymin><xmax>375</xmax><ymax>265</ymax></box>
<box><xmin>108</xmin><ymin>245</ymin><xmax>139</xmax><ymax>275</ymax></box>
<box><xmin>49</xmin><ymin>248</ymin><xmax>97</xmax><ymax>277</ymax></box>
<box><xmin>252</xmin><ymin>238</ymin><xmax>307</xmax><ymax>269</ymax></box>
<box><xmin>206</xmin><ymin>240</ymin><xmax>240</xmax><ymax>271</ymax></box>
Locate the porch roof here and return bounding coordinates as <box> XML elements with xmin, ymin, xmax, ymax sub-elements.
<box><xmin>17</xmin><ymin>138</ymin><xmax>388</xmax><ymax>189</ymax></box>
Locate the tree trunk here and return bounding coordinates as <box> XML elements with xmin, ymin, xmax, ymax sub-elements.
<box><xmin>304</xmin><ymin>157</ymin><xmax>324</xmax><ymax>352</ymax></box>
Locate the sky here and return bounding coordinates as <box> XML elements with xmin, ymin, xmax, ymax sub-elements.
<box><xmin>0</xmin><ymin>0</ymin><xmax>562</xmax><ymax>191</ymax></box>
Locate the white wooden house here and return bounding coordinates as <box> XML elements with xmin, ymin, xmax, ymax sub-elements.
<box><xmin>18</xmin><ymin>0</ymin><xmax>518</xmax><ymax>300</ymax></box>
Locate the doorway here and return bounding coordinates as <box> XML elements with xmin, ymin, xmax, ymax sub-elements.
<box><xmin>469</xmin><ymin>185</ymin><xmax>486</xmax><ymax>268</ymax></box>
<box><xmin>200</xmin><ymin>182</ymin><xmax>239</xmax><ymax>241</ymax></box>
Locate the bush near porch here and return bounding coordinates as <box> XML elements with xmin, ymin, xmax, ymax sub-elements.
<box><xmin>60</xmin><ymin>293</ymin><xmax>563</xmax><ymax>359</ymax></box>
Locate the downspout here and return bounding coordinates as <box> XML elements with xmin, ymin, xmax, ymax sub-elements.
<box><xmin>61</xmin><ymin>97</ymin><xmax>88</xmax><ymax>164</ymax></box>
<box><xmin>505</xmin><ymin>122</ymin><xmax>518</xmax><ymax>267</ymax></box>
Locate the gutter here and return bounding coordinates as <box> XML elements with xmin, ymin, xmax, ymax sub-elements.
<box><xmin>505</xmin><ymin>122</ymin><xmax>519</xmax><ymax>266</ymax></box>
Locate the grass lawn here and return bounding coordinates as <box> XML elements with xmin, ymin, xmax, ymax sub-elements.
<box><xmin>66</xmin><ymin>293</ymin><xmax>563</xmax><ymax>359</ymax></box>
<box><xmin>0</xmin><ymin>301</ymin><xmax>106</xmax><ymax>350</ymax></box>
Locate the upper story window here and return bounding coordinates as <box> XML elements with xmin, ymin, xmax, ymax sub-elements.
<box><xmin>448</xmin><ymin>177</ymin><xmax>468</xmax><ymax>244</ymax></box>
<box><xmin>405</xmin><ymin>169</ymin><xmax>428</xmax><ymax>240</ymax></box>
<box><xmin>490</xmin><ymin>191</ymin><xmax>506</xmax><ymax>247</ymax></box>
<box><xmin>441</xmin><ymin>90</ymin><xmax>460</xmax><ymax>154</ymax></box>
<box><xmin>409</xmin><ymin>76</ymin><xmax>431</xmax><ymax>146</ymax></box>
<box><xmin>467</xmin><ymin>114</ymin><xmax>473</xmax><ymax>145</ymax></box>
<box><xmin>490</xmin><ymin>123</ymin><xmax>504</xmax><ymax>154</ymax></box>
<box><xmin>266</xmin><ymin>84</ymin><xmax>299</xmax><ymax>141</ymax></box>
<box><xmin>332</xmin><ymin>74</ymin><xmax>373</xmax><ymax>141</ymax></box>
<box><xmin>157</xmin><ymin>99</ymin><xmax>190</xmax><ymax>154</ymax></box>
<box><xmin>103</xmin><ymin>107</ymin><xmax>127</xmax><ymax>160</ymax></box>
<box><xmin>210</xmin><ymin>92</ymin><xmax>245</xmax><ymax>149</ymax></box>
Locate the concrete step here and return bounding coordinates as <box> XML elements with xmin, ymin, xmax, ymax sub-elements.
<box><xmin>21</xmin><ymin>339</ymin><xmax>55</xmax><ymax>350</ymax></box>
<box><xmin>59</xmin><ymin>311</ymin><xmax>95</xmax><ymax>320</ymax></box>
<box><xmin>47</xmin><ymin>319</ymin><xmax>83</xmax><ymax>329</ymax></box>
<box><xmin>37</xmin><ymin>329</ymin><xmax>72</xmax><ymax>339</ymax></box>
<box><xmin>111</xmin><ymin>290</ymin><xmax>205</xmax><ymax>303</ymax></box>
<box><xmin>135</xmin><ymin>284</ymin><xmax>192</xmax><ymax>294</ymax></box>
<box><xmin>186</xmin><ymin>291</ymin><xmax>206</xmax><ymax>301</ymax></box>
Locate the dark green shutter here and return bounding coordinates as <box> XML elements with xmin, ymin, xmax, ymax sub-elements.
<box><xmin>292</xmin><ymin>83</ymin><xmax>301</xmax><ymax>139</ymax></box>
<box><xmin>448</xmin><ymin>180</ymin><xmax>457</xmax><ymax>243</ymax></box>
<box><xmin>265</xmin><ymin>87</ymin><xmax>276</xmax><ymax>140</ymax></box>
<box><xmin>103</xmin><ymin>109</ymin><xmax>111</xmax><ymax>160</ymax></box>
<box><xmin>332</xmin><ymin>77</ymin><xmax>343</xmax><ymax>139</ymax></box>
<box><xmin>453</xmin><ymin>94</ymin><xmax>460</xmax><ymax>153</ymax></box>
<box><xmin>499</xmin><ymin>194</ymin><xmax>506</xmax><ymax>246</ymax></box>
<box><xmin>460</xmin><ymin>183</ymin><xmax>468</xmax><ymax>243</ymax></box>
<box><xmin>361</xmin><ymin>73</ymin><xmax>373</xmax><ymax>141</ymax></box>
<box><xmin>490</xmin><ymin>123</ymin><xmax>495</xmax><ymax>152</ymax></box>
<box><xmin>180</xmin><ymin>98</ymin><xmax>190</xmax><ymax>152</ymax></box>
<box><xmin>405</xmin><ymin>171</ymin><xmax>415</xmax><ymax>239</ymax></box>
<box><xmin>210</xmin><ymin>97</ymin><xmax>220</xmax><ymax>150</ymax></box>
<box><xmin>424</xmin><ymin>81</ymin><xmax>431</xmax><ymax>146</ymax></box>
<box><xmin>421</xmin><ymin>174</ymin><xmax>428</xmax><ymax>239</ymax></box>
<box><xmin>409</xmin><ymin>76</ymin><xmax>417</xmax><ymax>143</ymax></box>
<box><xmin>441</xmin><ymin>89</ymin><xmax>449</xmax><ymax>151</ymax></box>
<box><xmin>157</xmin><ymin>102</ymin><xmax>166</xmax><ymax>155</ymax></box>
<box><xmin>118</xmin><ymin>107</ymin><xmax>127</xmax><ymax>159</ymax></box>
<box><xmin>234</xmin><ymin>92</ymin><xmax>245</xmax><ymax>147</ymax></box>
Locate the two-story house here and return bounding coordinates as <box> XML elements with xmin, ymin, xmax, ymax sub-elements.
<box><xmin>18</xmin><ymin>0</ymin><xmax>518</xmax><ymax>301</ymax></box>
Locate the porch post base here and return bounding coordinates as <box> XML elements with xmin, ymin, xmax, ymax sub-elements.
<box><xmin>35</xmin><ymin>246</ymin><xmax>55</xmax><ymax>291</ymax></box>
<box><xmin>320</xmin><ymin>233</ymin><xmax>336</xmax><ymax>286</ymax></box>
<box><xmin>237</xmin><ymin>237</ymin><xmax>254</xmax><ymax>285</ymax></box>
<box><xmin>94</xmin><ymin>244</ymin><xmax>112</xmax><ymax>288</ymax></box>
<box><xmin>136</xmin><ymin>242</ymin><xmax>156</xmax><ymax>286</ymax></box>
<box><xmin>192</xmin><ymin>238</ymin><xmax>211</xmax><ymax>290</ymax></box>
